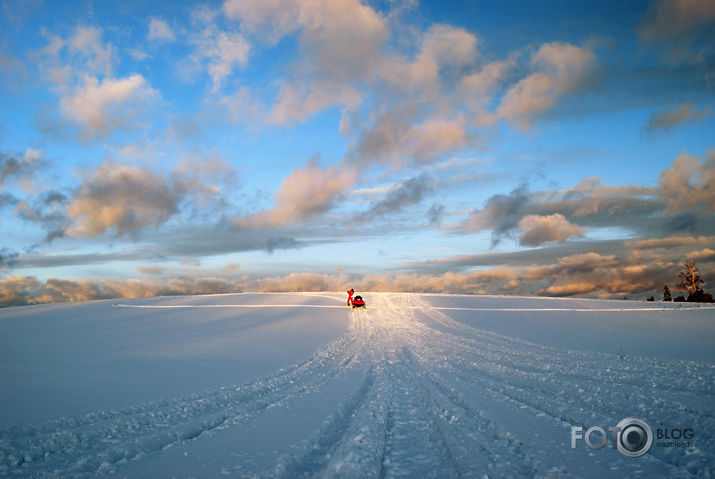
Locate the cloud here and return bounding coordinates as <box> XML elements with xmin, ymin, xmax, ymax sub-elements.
<box><xmin>517</xmin><ymin>213</ymin><xmax>583</xmax><ymax>246</ymax></box>
<box><xmin>59</xmin><ymin>74</ymin><xmax>159</xmax><ymax>141</ymax></box>
<box><xmin>379</xmin><ymin>24</ymin><xmax>478</xmax><ymax>94</ymax></box>
<box><xmin>296</xmin><ymin>0</ymin><xmax>388</xmax><ymax>82</ymax></box>
<box><xmin>14</xmin><ymin>191</ymin><xmax>69</xmax><ymax>242</ymax></box>
<box><xmin>237</xmin><ymin>158</ymin><xmax>355</xmax><ymax>227</ymax></box>
<box><xmin>460</xmin><ymin>59</ymin><xmax>514</xmax><ymax>127</ymax></box>
<box><xmin>686</xmin><ymin>248</ymin><xmax>715</xmax><ymax>262</ymax></box>
<box><xmin>639</xmin><ymin>0</ymin><xmax>715</xmax><ymax>60</ymax></box>
<box><xmin>137</xmin><ymin>266</ymin><xmax>165</xmax><ymax>276</ymax></box>
<box><xmin>34</xmin><ymin>26</ymin><xmax>160</xmax><ymax>140</ymax></box>
<box><xmin>3</xmin><ymin>237</ymin><xmax>711</xmax><ymax>306</ymax></box>
<box><xmin>67</xmin><ymin>162</ymin><xmax>182</xmax><ymax>237</ymax></box>
<box><xmin>363</xmin><ymin>174</ymin><xmax>433</xmax><ymax>218</ymax></box>
<box><xmin>0</xmin><ymin>275</ymin><xmax>245</xmax><ymax>307</ymax></box>
<box><xmin>66</xmin><ymin>159</ymin><xmax>234</xmax><ymax>237</ymax></box>
<box><xmin>0</xmin><ymin>248</ymin><xmax>20</xmax><ymax>270</ymax></box>
<box><xmin>524</xmin><ymin>253</ymin><xmax>620</xmax><ymax>280</ymax></box>
<box><xmin>266</xmin><ymin>236</ymin><xmax>301</xmax><ymax>253</ymax></box>
<box><xmin>67</xmin><ymin>26</ymin><xmax>114</xmax><ymax>76</ymax></box>
<box><xmin>223</xmin><ymin>0</ymin><xmax>300</xmax><ymax>43</ymax></box>
<box><xmin>497</xmin><ymin>42</ymin><xmax>595</xmax><ymax>129</ymax></box>
<box><xmin>0</xmin><ymin>149</ymin><xmax>43</xmax><ymax>187</ymax></box>
<box><xmin>626</xmin><ymin>235</ymin><xmax>714</xmax><ymax>250</ymax></box>
<box><xmin>221</xmin><ymin>0</ymin><xmax>387</xmax><ymax>125</ymax></box>
<box><xmin>521</xmin><ymin>252</ymin><xmax>674</xmax><ymax>298</ymax></box>
<box><xmin>348</xmin><ymin>109</ymin><xmax>472</xmax><ymax>168</ymax></box>
<box><xmin>0</xmin><ymin>45</ymin><xmax>27</xmax><ymax>85</ymax></box>
<box><xmin>427</xmin><ymin>203</ymin><xmax>445</xmax><ymax>225</ymax></box>
<box><xmin>267</xmin><ymin>81</ymin><xmax>362</xmax><ymax>125</ymax></box>
<box><xmin>658</xmin><ymin>151</ymin><xmax>715</xmax><ymax>213</ymax></box>
<box><xmin>148</xmin><ymin>18</ymin><xmax>176</xmax><ymax>43</ymax></box>
<box><xmin>181</xmin><ymin>9</ymin><xmax>251</xmax><ymax>92</ymax></box>
<box><xmin>256</xmin><ymin>272</ymin><xmax>347</xmax><ymax>292</ymax></box>
<box><xmin>463</xmin><ymin>183</ymin><xmax>529</xmax><ymax>246</ymax></box>
<box><xmin>644</xmin><ymin>103</ymin><xmax>710</xmax><ymax>134</ymax></box>
<box><xmin>452</xmin><ymin>150</ymin><xmax>715</xmax><ymax>252</ymax></box>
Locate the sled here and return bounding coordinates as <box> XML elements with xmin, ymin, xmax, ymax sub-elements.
<box><xmin>351</xmin><ymin>295</ymin><xmax>366</xmax><ymax>309</ymax></box>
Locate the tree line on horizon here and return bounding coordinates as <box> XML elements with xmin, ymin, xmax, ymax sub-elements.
<box><xmin>657</xmin><ymin>261</ymin><xmax>712</xmax><ymax>303</ymax></box>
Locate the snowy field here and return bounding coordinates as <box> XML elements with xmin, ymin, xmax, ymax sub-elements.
<box><xmin>0</xmin><ymin>292</ymin><xmax>713</xmax><ymax>478</ymax></box>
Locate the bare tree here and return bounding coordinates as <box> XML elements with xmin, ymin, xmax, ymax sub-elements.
<box><xmin>677</xmin><ymin>261</ymin><xmax>704</xmax><ymax>295</ymax></box>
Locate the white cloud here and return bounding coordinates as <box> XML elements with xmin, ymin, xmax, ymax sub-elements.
<box><xmin>183</xmin><ymin>8</ymin><xmax>251</xmax><ymax>92</ymax></box>
<box><xmin>148</xmin><ymin>18</ymin><xmax>176</xmax><ymax>43</ymax></box>
<box><xmin>67</xmin><ymin>26</ymin><xmax>113</xmax><ymax>76</ymax></box>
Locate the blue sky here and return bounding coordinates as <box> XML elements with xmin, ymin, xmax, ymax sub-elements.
<box><xmin>0</xmin><ymin>0</ymin><xmax>713</xmax><ymax>305</ymax></box>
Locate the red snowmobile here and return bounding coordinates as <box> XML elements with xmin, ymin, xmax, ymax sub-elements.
<box><xmin>351</xmin><ymin>295</ymin><xmax>366</xmax><ymax>309</ymax></box>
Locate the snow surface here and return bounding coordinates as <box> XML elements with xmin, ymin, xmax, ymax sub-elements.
<box><xmin>0</xmin><ymin>292</ymin><xmax>713</xmax><ymax>478</ymax></box>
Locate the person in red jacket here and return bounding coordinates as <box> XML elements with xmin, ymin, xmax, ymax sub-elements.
<box><xmin>347</xmin><ymin>289</ymin><xmax>354</xmax><ymax>306</ymax></box>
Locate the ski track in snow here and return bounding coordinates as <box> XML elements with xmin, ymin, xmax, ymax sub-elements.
<box><xmin>1</xmin><ymin>293</ymin><xmax>713</xmax><ymax>478</ymax></box>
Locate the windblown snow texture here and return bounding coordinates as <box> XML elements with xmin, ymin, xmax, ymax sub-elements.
<box><xmin>0</xmin><ymin>293</ymin><xmax>713</xmax><ymax>477</ymax></box>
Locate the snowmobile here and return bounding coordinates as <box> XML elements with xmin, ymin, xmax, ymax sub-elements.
<box><xmin>351</xmin><ymin>295</ymin><xmax>366</xmax><ymax>309</ymax></box>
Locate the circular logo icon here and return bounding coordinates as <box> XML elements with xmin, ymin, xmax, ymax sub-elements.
<box><xmin>616</xmin><ymin>417</ymin><xmax>653</xmax><ymax>458</ymax></box>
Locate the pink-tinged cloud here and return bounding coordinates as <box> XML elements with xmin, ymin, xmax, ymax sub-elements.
<box><xmin>498</xmin><ymin>42</ymin><xmax>595</xmax><ymax>130</ymax></box>
<box><xmin>67</xmin><ymin>162</ymin><xmax>181</xmax><ymax>236</ymax></box>
<box><xmin>268</xmin><ymin>81</ymin><xmax>362</xmax><ymax>125</ymax></box>
<box><xmin>518</xmin><ymin>213</ymin><xmax>583</xmax><ymax>246</ymax></box>
<box><xmin>67</xmin><ymin>159</ymin><xmax>234</xmax><ymax>237</ymax></box>
<box><xmin>2</xmin><ymin>242</ymin><xmax>710</xmax><ymax>307</ymax></box>
<box><xmin>640</xmin><ymin>0</ymin><xmax>715</xmax><ymax>41</ymax></box>
<box><xmin>686</xmin><ymin>248</ymin><xmax>715</xmax><ymax>262</ymax></box>
<box><xmin>59</xmin><ymin>74</ymin><xmax>159</xmax><ymax>140</ymax></box>
<box><xmin>380</xmin><ymin>24</ymin><xmax>478</xmax><ymax>93</ymax></box>
<box><xmin>351</xmin><ymin>112</ymin><xmax>473</xmax><ymax>168</ymax></box>
<box><xmin>645</xmin><ymin>103</ymin><xmax>710</xmax><ymax>134</ymax></box>
<box><xmin>223</xmin><ymin>0</ymin><xmax>300</xmax><ymax>42</ymax></box>
<box><xmin>659</xmin><ymin>151</ymin><xmax>715</xmax><ymax>213</ymax></box>
<box><xmin>238</xmin><ymin>159</ymin><xmax>356</xmax><ymax>227</ymax></box>
<box><xmin>626</xmin><ymin>235</ymin><xmax>715</xmax><ymax>250</ymax></box>
<box><xmin>460</xmin><ymin>59</ymin><xmax>514</xmax><ymax>127</ymax></box>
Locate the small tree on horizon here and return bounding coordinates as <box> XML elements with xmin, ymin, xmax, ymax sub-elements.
<box><xmin>677</xmin><ymin>261</ymin><xmax>704</xmax><ymax>295</ymax></box>
<box><xmin>662</xmin><ymin>285</ymin><xmax>672</xmax><ymax>302</ymax></box>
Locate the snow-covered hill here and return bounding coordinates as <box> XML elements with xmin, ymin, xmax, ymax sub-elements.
<box><xmin>0</xmin><ymin>293</ymin><xmax>713</xmax><ymax>477</ymax></box>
